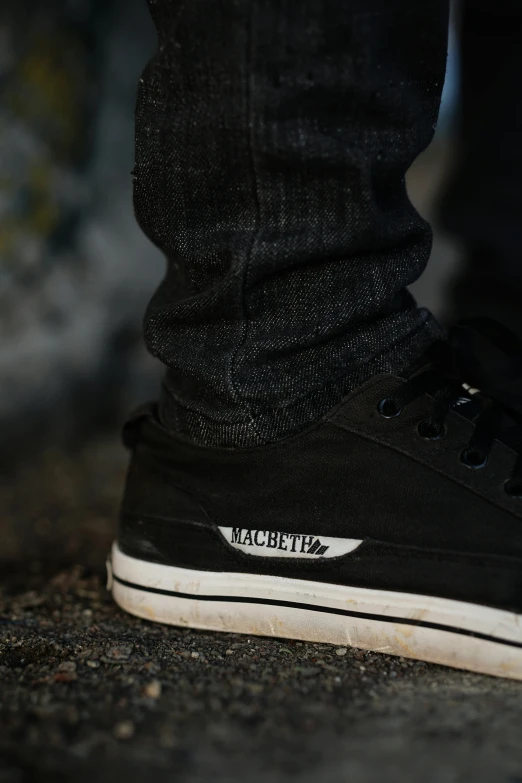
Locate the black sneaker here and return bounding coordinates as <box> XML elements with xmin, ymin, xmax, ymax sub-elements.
<box><xmin>108</xmin><ymin>320</ymin><xmax>522</xmax><ymax>680</ymax></box>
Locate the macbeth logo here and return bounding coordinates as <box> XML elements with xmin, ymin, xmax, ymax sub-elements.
<box><xmin>230</xmin><ymin>528</ymin><xmax>329</xmax><ymax>555</ymax></box>
<box><xmin>219</xmin><ymin>527</ymin><xmax>363</xmax><ymax>560</ymax></box>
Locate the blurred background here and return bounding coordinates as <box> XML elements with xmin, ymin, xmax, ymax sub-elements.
<box><xmin>0</xmin><ymin>0</ymin><xmax>164</xmax><ymax>461</ymax></box>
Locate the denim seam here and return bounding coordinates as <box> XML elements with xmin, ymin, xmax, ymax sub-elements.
<box><xmin>225</xmin><ymin>4</ymin><xmax>264</xmax><ymax>442</ymax></box>
<box><xmin>160</xmin><ymin>379</ymin><xmax>254</xmax><ymax>426</ymax></box>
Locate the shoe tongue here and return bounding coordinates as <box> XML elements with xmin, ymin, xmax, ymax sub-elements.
<box><xmin>398</xmin><ymin>339</ymin><xmax>445</xmax><ymax>380</ymax></box>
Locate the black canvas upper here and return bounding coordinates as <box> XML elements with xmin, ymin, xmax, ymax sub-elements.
<box><xmin>118</xmin><ymin>325</ymin><xmax>522</xmax><ymax>615</ymax></box>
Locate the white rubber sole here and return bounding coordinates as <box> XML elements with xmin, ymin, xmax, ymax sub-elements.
<box><xmin>108</xmin><ymin>543</ymin><xmax>522</xmax><ymax>680</ymax></box>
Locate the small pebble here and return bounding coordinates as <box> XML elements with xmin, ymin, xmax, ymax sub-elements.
<box><xmin>106</xmin><ymin>645</ymin><xmax>132</xmax><ymax>661</ymax></box>
<box><xmin>226</xmin><ymin>649</ymin><xmax>234</xmax><ymax>656</ymax></box>
<box><xmin>114</xmin><ymin>721</ymin><xmax>135</xmax><ymax>740</ymax></box>
<box><xmin>58</xmin><ymin>661</ymin><xmax>77</xmax><ymax>673</ymax></box>
<box><xmin>86</xmin><ymin>660</ymin><xmax>100</xmax><ymax>669</ymax></box>
<box><xmin>335</xmin><ymin>648</ymin><xmax>348</xmax><ymax>656</ymax></box>
<box><xmin>144</xmin><ymin>679</ymin><xmax>162</xmax><ymax>699</ymax></box>
<box><xmin>191</xmin><ymin>651</ymin><xmax>199</xmax><ymax>659</ymax></box>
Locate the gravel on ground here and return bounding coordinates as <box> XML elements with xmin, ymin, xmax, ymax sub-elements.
<box><xmin>1</xmin><ymin>438</ymin><xmax>522</xmax><ymax>783</ymax></box>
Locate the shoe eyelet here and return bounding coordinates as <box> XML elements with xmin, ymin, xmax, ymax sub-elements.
<box><xmin>377</xmin><ymin>397</ymin><xmax>402</xmax><ymax>419</ymax></box>
<box><xmin>417</xmin><ymin>420</ymin><xmax>445</xmax><ymax>440</ymax></box>
<box><xmin>460</xmin><ymin>448</ymin><xmax>488</xmax><ymax>470</ymax></box>
<box><xmin>504</xmin><ymin>479</ymin><xmax>522</xmax><ymax>498</ymax></box>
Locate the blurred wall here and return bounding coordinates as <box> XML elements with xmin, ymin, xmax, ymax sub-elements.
<box><xmin>0</xmin><ymin>0</ymin><xmax>163</xmax><ymax>457</ymax></box>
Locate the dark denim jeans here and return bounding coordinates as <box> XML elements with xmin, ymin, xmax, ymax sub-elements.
<box><xmin>134</xmin><ymin>0</ymin><xmax>449</xmax><ymax>447</ymax></box>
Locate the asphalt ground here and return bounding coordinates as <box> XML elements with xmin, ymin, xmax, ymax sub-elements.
<box><xmin>1</xmin><ymin>439</ymin><xmax>522</xmax><ymax>783</ymax></box>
